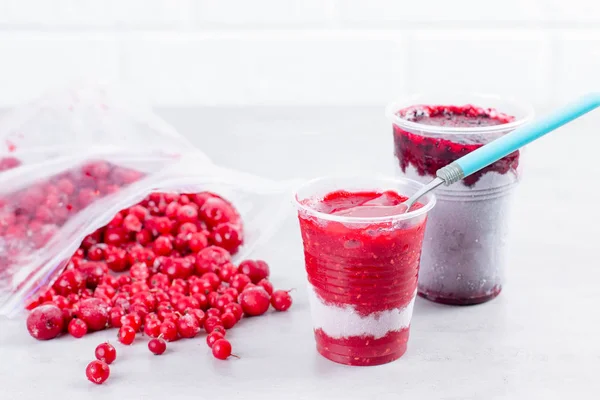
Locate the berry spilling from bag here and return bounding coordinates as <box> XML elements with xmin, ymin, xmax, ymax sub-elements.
<box><xmin>2</xmin><ymin>158</ymin><xmax>292</xmax><ymax>384</ymax></box>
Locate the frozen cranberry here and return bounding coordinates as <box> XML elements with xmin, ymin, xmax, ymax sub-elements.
<box><xmin>109</xmin><ymin>307</ymin><xmax>125</xmax><ymax>328</ymax></box>
<box><xmin>135</xmin><ymin>229</ymin><xmax>153</xmax><ymax>245</ymax></box>
<box><xmin>239</xmin><ymin>260</ymin><xmax>270</xmax><ymax>284</ymax></box>
<box><xmin>206</xmin><ymin>308</ymin><xmax>221</xmax><ymax>319</ymax></box>
<box><xmin>52</xmin><ymin>295</ymin><xmax>70</xmax><ymax>310</ymax></box>
<box><xmin>55</xmin><ymin>178</ymin><xmax>74</xmax><ymax>196</ymax></box>
<box><xmin>81</xmin><ymin>230</ymin><xmax>102</xmax><ymax>250</ymax></box>
<box><xmin>177</xmin><ymin>314</ymin><xmax>200</xmax><ymax>338</ymax></box>
<box><xmin>104</xmin><ymin>227</ymin><xmax>129</xmax><ymax>246</ymax></box>
<box><xmin>220</xmin><ymin>312</ymin><xmax>237</xmax><ymax>329</ymax></box>
<box><xmin>238</xmin><ymin>287</ymin><xmax>270</xmax><ymax>317</ymax></box>
<box><xmin>223</xmin><ymin>303</ymin><xmax>243</xmax><ymax>321</ymax></box>
<box><xmin>188</xmin><ymin>232</ymin><xmax>208</xmax><ymax>253</ymax></box>
<box><xmin>271</xmin><ymin>290</ymin><xmax>292</xmax><ymax>311</ymax></box>
<box><xmin>208</xmin><ymin>292</ymin><xmax>220</xmax><ymax>308</ymax></box>
<box><xmin>218</xmin><ymin>262</ymin><xmax>238</xmax><ymax>283</ymax></box>
<box><xmin>118</xmin><ymin>325</ymin><xmax>136</xmax><ymax>345</ymax></box>
<box><xmin>230</xmin><ymin>273</ymin><xmax>251</xmax><ymax>292</ymax></box>
<box><xmin>78</xmin><ymin>188</ymin><xmax>99</xmax><ymax>208</ymax></box>
<box><xmin>100</xmin><ymin>275</ymin><xmax>118</xmax><ymax>288</ymax></box>
<box><xmin>127</xmin><ymin>246</ymin><xmax>155</xmax><ymax>267</ymax></box>
<box><xmin>119</xmin><ymin>313</ymin><xmax>141</xmax><ymax>332</ymax></box>
<box><xmin>26</xmin><ymin>304</ymin><xmax>64</xmax><ymax>340</ymax></box>
<box><xmin>117</xmin><ymin>275</ymin><xmax>132</xmax><ymax>287</ymax></box>
<box><xmin>95</xmin><ymin>342</ymin><xmax>117</xmax><ymax>364</ymax></box>
<box><xmin>178</xmin><ymin>222</ymin><xmax>198</xmax><ymax>235</ymax></box>
<box><xmin>68</xmin><ymin>318</ymin><xmax>88</xmax><ymax>338</ymax></box>
<box><xmin>191</xmin><ymin>293</ymin><xmax>209</xmax><ymax>310</ymax></box>
<box><xmin>61</xmin><ymin>308</ymin><xmax>74</xmax><ymax>329</ymax></box>
<box><xmin>194</xmin><ymin>246</ymin><xmax>231</xmax><ymax>275</ymax></box>
<box><xmin>76</xmin><ymin>298</ymin><xmax>109</xmax><ymax>331</ymax></box>
<box><xmin>174</xmin><ymin>233</ymin><xmax>190</xmax><ymax>252</ymax></box>
<box><xmin>79</xmin><ymin>261</ymin><xmax>108</xmax><ymax>289</ymax></box>
<box><xmin>148</xmin><ymin>337</ymin><xmax>167</xmax><ymax>355</ymax></box>
<box><xmin>165</xmin><ymin>201</ymin><xmax>181</xmax><ymax>219</ymax></box>
<box><xmin>144</xmin><ymin>318</ymin><xmax>162</xmax><ymax>338</ymax></box>
<box><xmin>107</xmin><ymin>212</ymin><xmax>124</xmax><ymax>228</ymax></box>
<box><xmin>147</xmin><ymin>216</ymin><xmax>172</xmax><ymax>235</ymax></box>
<box><xmin>212</xmin><ymin>339</ymin><xmax>233</xmax><ymax>360</ymax></box>
<box><xmin>131</xmin><ymin>292</ymin><xmax>156</xmax><ymax>311</ymax></box>
<box><xmin>128</xmin><ymin>205</ymin><xmax>148</xmax><ymax>221</ymax></box>
<box><xmin>159</xmin><ymin>321</ymin><xmax>178</xmax><ymax>342</ymax></box>
<box><xmin>201</xmin><ymin>272</ymin><xmax>220</xmax><ymax>290</ymax></box>
<box><xmin>123</xmin><ymin>214</ymin><xmax>142</xmax><ymax>232</ymax></box>
<box><xmin>203</xmin><ymin>316</ymin><xmax>223</xmax><ymax>334</ymax></box>
<box><xmin>148</xmin><ymin>273</ymin><xmax>169</xmax><ymax>290</ymax></box>
<box><xmin>223</xmin><ymin>287</ymin><xmax>239</xmax><ymax>300</ymax></box>
<box><xmin>153</xmin><ymin>235</ymin><xmax>173</xmax><ymax>256</ymax></box>
<box><xmin>130</xmin><ymin>262</ymin><xmax>150</xmax><ymax>281</ymax></box>
<box><xmin>130</xmin><ymin>281</ymin><xmax>150</xmax><ymax>295</ymax></box>
<box><xmin>94</xmin><ymin>284</ymin><xmax>116</xmax><ymax>300</ymax></box>
<box><xmin>210</xmin><ymin>223</ymin><xmax>243</xmax><ymax>254</ymax></box>
<box><xmin>87</xmin><ymin>244</ymin><xmax>106</xmax><ymax>261</ymax></box>
<box><xmin>53</xmin><ymin>269</ymin><xmax>85</xmax><ymax>296</ymax></box>
<box><xmin>130</xmin><ymin>303</ymin><xmax>149</xmax><ymax>319</ymax></box>
<box><xmin>176</xmin><ymin>204</ymin><xmax>198</xmax><ymax>223</ymax></box>
<box><xmin>86</xmin><ymin>360</ymin><xmax>110</xmax><ymax>384</ymax></box>
<box><xmin>186</xmin><ymin>309</ymin><xmax>206</xmax><ymax>328</ymax></box>
<box><xmin>199</xmin><ymin>197</ymin><xmax>240</xmax><ymax>228</ymax></box>
<box><xmin>257</xmin><ymin>279</ymin><xmax>274</xmax><ymax>295</ymax></box>
<box><xmin>206</xmin><ymin>331</ymin><xmax>225</xmax><ymax>348</ymax></box>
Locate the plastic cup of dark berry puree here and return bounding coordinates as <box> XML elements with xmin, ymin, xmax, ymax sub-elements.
<box><xmin>294</xmin><ymin>177</ymin><xmax>436</xmax><ymax>366</ymax></box>
<box><xmin>386</xmin><ymin>94</ymin><xmax>534</xmax><ymax>306</ymax></box>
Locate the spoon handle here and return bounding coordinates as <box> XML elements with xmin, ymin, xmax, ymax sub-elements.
<box><xmin>437</xmin><ymin>93</ymin><xmax>600</xmax><ymax>184</ymax></box>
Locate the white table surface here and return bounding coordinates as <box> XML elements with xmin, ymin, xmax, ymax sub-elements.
<box><xmin>1</xmin><ymin>106</ymin><xmax>599</xmax><ymax>400</ymax></box>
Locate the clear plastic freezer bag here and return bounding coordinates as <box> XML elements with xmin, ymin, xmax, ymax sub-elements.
<box><xmin>0</xmin><ymin>84</ymin><xmax>295</xmax><ymax>317</ymax></box>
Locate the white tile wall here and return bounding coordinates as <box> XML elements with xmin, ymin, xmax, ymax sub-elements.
<box><xmin>0</xmin><ymin>0</ymin><xmax>595</xmax><ymax>108</ymax></box>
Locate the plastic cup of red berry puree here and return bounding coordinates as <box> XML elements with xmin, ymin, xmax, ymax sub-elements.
<box><xmin>386</xmin><ymin>94</ymin><xmax>534</xmax><ymax>306</ymax></box>
<box><xmin>294</xmin><ymin>176</ymin><xmax>436</xmax><ymax>366</ymax></box>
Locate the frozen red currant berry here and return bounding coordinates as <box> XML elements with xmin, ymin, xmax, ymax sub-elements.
<box><xmin>238</xmin><ymin>287</ymin><xmax>270</xmax><ymax>317</ymax></box>
<box><xmin>68</xmin><ymin>318</ymin><xmax>88</xmax><ymax>338</ymax></box>
<box><xmin>210</xmin><ymin>223</ymin><xmax>243</xmax><ymax>254</ymax></box>
<box><xmin>206</xmin><ymin>331</ymin><xmax>225</xmax><ymax>348</ymax></box>
<box><xmin>199</xmin><ymin>197</ymin><xmax>240</xmax><ymax>228</ymax></box>
<box><xmin>86</xmin><ymin>360</ymin><xmax>110</xmax><ymax>385</ymax></box>
<box><xmin>159</xmin><ymin>321</ymin><xmax>178</xmax><ymax>342</ymax></box>
<box><xmin>176</xmin><ymin>204</ymin><xmax>198</xmax><ymax>223</ymax></box>
<box><xmin>76</xmin><ymin>298</ymin><xmax>109</xmax><ymax>331</ymax></box>
<box><xmin>257</xmin><ymin>279</ymin><xmax>273</xmax><ymax>295</ymax></box>
<box><xmin>118</xmin><ymin>325</ymin><xmax>136</xmax><ymax>345</ymax></box>
<box><xmin>148</xmin><ymin>337</ymin><xmax>167</xmax><ymax>355</ymax></box>
<box><xmin>212</xmin><ymin>339</ymin><xmax>233</xmax><ymax>360</ymax></box>
<box><xmin>238</xmin><ymin>260</ymin><xmax>270</xmax><ymax>284</ymax></box>
<box><xmin>194</xmin><ymin>246</ymin><xmax>230</xmax><ymax>275</ymax></box>
<box><xmin>27</xmin><ymin>304</ymin><xmax>64</xmax><ymax>340</ymax></box>
<box><xmin>270</xmin><ymin>290</ymin><xmax>293</xmax><ymax>312</ymax></box>
<box><xmin>95</xmin><ymin>342</ymin><xmax>117</xmax><ymax>364</ymax></box>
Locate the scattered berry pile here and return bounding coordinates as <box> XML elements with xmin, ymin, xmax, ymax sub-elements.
<box><xmin>17</xmin><ymin>171</ymin><xmax>292</xmax><ymax>384</ymax></box>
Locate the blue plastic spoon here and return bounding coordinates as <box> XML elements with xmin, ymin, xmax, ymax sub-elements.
<box><xmin>400</xmin><ymin>93</ymin><xmax>600</xmax><ymax>212</ymax></box>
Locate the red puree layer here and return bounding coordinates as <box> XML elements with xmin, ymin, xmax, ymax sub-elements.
<box><xmin>314</xmin><ymin>328</ymin><xmax>409</xmax><ymax>366</ymax></box>
<box><xmin>299</xmin><ymin>190</ymin><xmax>426</xmax><ymax>316</ymax></box>
<box><xmin>298</xmin><ymin>190</ymin><xmax>427</xmax><ymax>366</ymax></box>
<box><xmin>393</xmin><ymin>104</ymin><xmax>518</xmax><ymax>187</ymax></box>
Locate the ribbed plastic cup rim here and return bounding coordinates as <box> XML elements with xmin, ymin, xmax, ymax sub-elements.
<box><xmin>385</xmin><ymin>92</ymin><xmax>534</xmax><ymax>135</ymax></box>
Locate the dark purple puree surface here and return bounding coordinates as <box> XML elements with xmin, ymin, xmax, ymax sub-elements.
<box><xmin>393</xmin><ymin>104</ymin><xmax>518</xmax><ymax>186</ymax></box>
